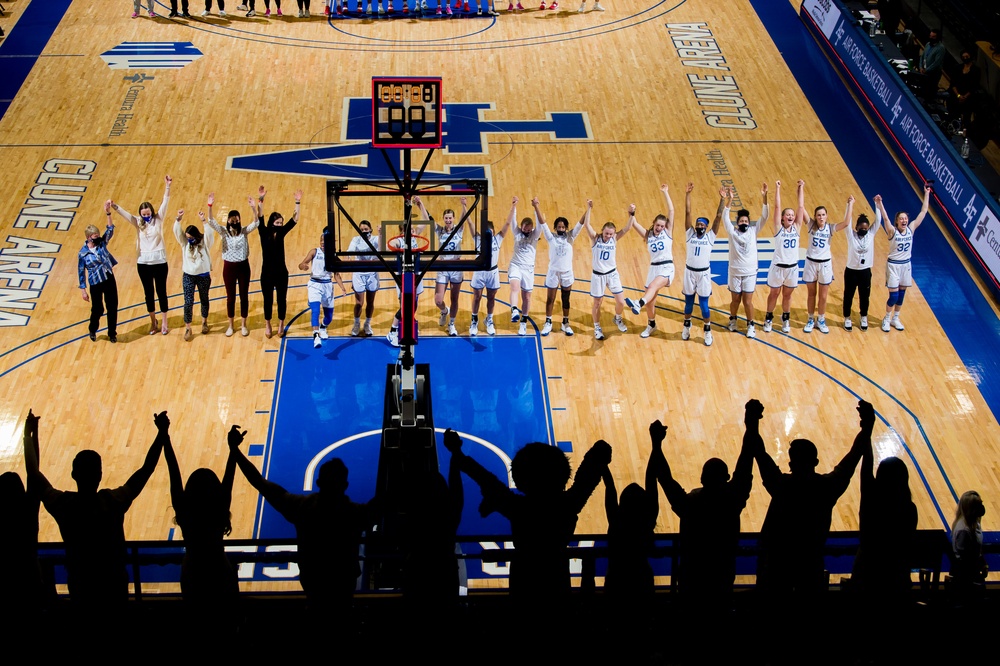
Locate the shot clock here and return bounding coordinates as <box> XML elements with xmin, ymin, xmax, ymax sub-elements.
<box><xmin>371</xmin><ymin>76</ymin><xmax>443</xmax><ymax>149</ymax></box>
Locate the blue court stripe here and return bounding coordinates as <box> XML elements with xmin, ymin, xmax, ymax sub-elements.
<box><xmin>264</xmin><ymin>349</ymin><xmax>279</xmax><ymax>353</ymax></box>
<box><xmin>557</xmin><ymin>440</ymin><xmax>573</xmax><ymax>453</ymax></box>
<box><xmin>547</xmin><ymin>376</ymin><xmax>562</xmax><ymax>379</ymax></box>
<box><xmin>247</xmin><ymin>444</ymin><xmax>266</xmax><ymax>457</ymax></box>
<box><xmin>0</xmin><ymin>0</ymin><xmax>75</xmax><ymax>121</ymax></box>
<box><xmin>260</xmin><ymin>379</ymin><xmax>274</xmax><ymax>383</ymax></box>
<box><xmin>552</xmin><ymin>407</ymin><xmax>567</xmax><ymax>411</ymax></box>
<box><xmin>255</xmin><ymin>410</ymin><xmax>270</xmax><ymax>414</ymax></box>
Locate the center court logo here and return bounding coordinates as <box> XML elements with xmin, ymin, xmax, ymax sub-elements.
<box><xmin>100</xmin><ymin>42</ymin><xmax>204</xmax><ymax>69</ymax></box>
<box><xmin>228</xmin><ymin>98</ymin><xmax>593</xmax><ymax>187</ymax></box>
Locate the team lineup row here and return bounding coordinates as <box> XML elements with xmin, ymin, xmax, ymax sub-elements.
<box><xmin>130</xmin><ymin>0</ymin><xmax>602</xmax><ymax>19</ymax></box>
<box><xmin>76</xmin><ymin>177</ymin><xmax>931</xmax><ymax>346</ymax></box>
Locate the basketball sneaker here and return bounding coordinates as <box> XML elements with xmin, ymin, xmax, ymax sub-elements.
<box><xmin>516</xmin><ymin>1</ymin><xmax>523</xmax><ymax>8</ymax></box>
<box><xmin>681</xmin><ymin>324</ymin><xmax>690</xmax><ymax>341</ymax></box>
<box><xmin>614</xmin><ymin>315</ymin><xmax>627</xmax><ymax>333</ymax></box>
<box><xmin>803</xmin><ymin>318</ymin><xmax>815</xmax><ymax>333</ymax></box>
<box><xmin>364</xmin><ymin>321</ymin><xmax>373</xmax><ymax>336</ymax></box>
<box><xmin>539</xmin><ymin>1</ymin><xmax>544</xmax><ymax>8</ymax></box>
<box><xmin>518</xmin><ymin>321</ymin><xmax>527</xmax><ymax>336</ymax></box>
<box><xmin>386</xmin><ymin>328</ymin><xmax>400</xmax><ymax>346</ymax></box>
<box><xmin>313</xmin><ymin>332</ymin><xmax>322</xmax><ymax>348</ymax></box>
<box><xmin>881</xmin><ymin>315</ymin><xmax>891</xmax><ymax>332</ymax></box>
<box><xmin>319</xmin><ymin>325</ymin><xmax>329</xmax><ymax>339</ymax></box>
<box><xmin>351</xmin><ymin>321</ymin><xmax>360</xmax><ymax>337</ymax></box>
<box><xmin>464</xmin><ymin>0</ymin><xmax>470</xmax><ymax>9</ymax></box>
<box><xmin>844</xmin><ymin>318</ymin><xmax>853</xmax><ymax>331</ymax></box>
<box><xmin>486</xmin><ymin>317</ymin><xmax>496</xmax><ymax>336</ymax></box>
<box><xmin>817</xmin><ymin>318</ymin><xmax>829</xmax><ymax>334</ymax></box>
<box><xmin>149</xmin><ymin>10</ymin><xmax>157</xmax><ymax>16</ymax></box>
<box><xmin>201</xmin><ymin>10</ymin><xmax>210</xmax><ymax>15</ymax></box>
<box><xmin>577</xmin><ymin>1</ymin><xmax>584</xmax><ymax>11</ymax></box>
<box><xmin>892</xmin><ymin>315</ymin><xmax>904</xmax><ymax>331</ymax></box>
<box><xmin>133</xmin><ymin>11</ymin><xmax>140</xmax><ymax>17</ymax></box>
<box><xmin>507</xmin><ymin>1</ymin><xmax>514</xmax><ymax>10</ymax></box>
<box><xmin>277</xmin><ymin>7</ymin><xmax>283</xmax><ymax>14</ymax></box>
<box><xmin>265</xmin><ymin>8</ymin><xmax>272</xmax><ymax>15</ymax></box>
<box><xmin>511</xmin><ymin>306</ymin><xmax>521</xmax><ymax>322</ymax></box>
<box><xmin>625</xmin><ymin>297</ymin><xmax>641</xmax><ymax>315</ymax></box>
<box><xmin>746</xmin><ymin>323</ymin><xmax>756</xmax><ymax>339</ymax></box>
<box><xmin>403</xmin><ymin>3</ymin><xmax>408</xmax><ymax>12</ymax></box>
<box><xmin>860</xmin><ymin>315</ymin><xmax>869</xmax><ymax>331</ymax></box>
<box><xmin>448</xmin><ymin>322</ymin><xmax>458</xmax><ymax>337</ymax></box>
<box><xmin>439</xmin><ymin>309</ymin><xmax>449</xmax><ymax>326</ymax></box>
<box><xmin>593</xmin><ymin>1</ymin><xmax>603</xmax><ymax>8</ymax></box>
<box><xmin>541</xmin><ymin>320</ymin><xmax>552</xmax><ymax>336</ymax></box>
<box><xmin>594</xmin><ymin>324</ymin><xmax>605</xmax><ymax>340</ymax></box>
<box><xmin>454</xmin><ymin>0</ymin><xmax>462</xmax><ymax>7</ymax></box>
<box><xmin>237</xmin><ymin>3</ymin><xmax>248</xmax><ymax>10</ymax></box>
<box><xmin>246</xmin><ymin>9</ymin><xmax>256</xmax><ymax>16</ymax></box>
<box><xmin>704</xmin><ymin>330</ymin><xmax>713</xmax><ymax>346</ymax></box>
<box><xmin>781</xmin><ymin>319</ymin><xmax>791</xmax><ymax>333</ymax></box>
<box><xmin>388</xmin><ymin>1</ymin><xmax>394</xmax><ymax>11</ymax></box>
<box><xmin>366</xmin><ymin>3</ymin><xmax>372</xmax><ymax>12</ymax></box>
<box><xmin>728</xmin><ymin>317</ymin><xmax>737</xmax><ymax>332</ymax></box>
<box><xmin>548</xmin><ymin>1</ymin><xmax>557</xmax><ymax>7</ymax></box>
<box><xmin>437</xmin><ymin>5</ymin><xmax>442</xmax><ymax>13</ymax></box>
<box><xmin>561</xmin><ymin>321</ymin><xmax>574</xmax><ymax>336</ymax></box>
<box><xmin>640</xmin><ymin>324</ymin><xmax>654</xmax><ymax>339</ymax></box>
<box><xmin>763</xmin><ymin>319</ymin><xmax>773</xmax><ymax>333</ymax></box>
<box><xmin>219</xmin><ymin>9</ymin><xmax>227</xmax><ymax>15</ymax></box>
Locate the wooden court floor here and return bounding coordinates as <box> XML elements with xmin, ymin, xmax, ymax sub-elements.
<box><xmin>0</xmin><ymin>0</ymin><xmax>997</xmax><ymax>564</ymax></box>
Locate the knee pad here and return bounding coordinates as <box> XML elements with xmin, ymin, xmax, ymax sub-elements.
<box><xmin>684</xmin><ymin>293</ymin><xmax>695</xmax><ymax>315</ymax></box>
<box><xmin>322</xmin><ymin>306</ymin><xmax>334</xmax><ymax>326</ymax></box>
<box><xmin>561</xmin><ymin>289</ymin><xmax>571</xmax><ymax>310</ymax></box>
<box><xmin>698</xmin><ymin>295</ymin><xmax>710</xmax><ymax>319</ymax></box>
<box><xmin>309</xmin><ymin>301</ymin><xmax>321</xmax><ymax>327</ymax></box>
<box><xmin>895</xmin><ymin>289</ymin><xmax>906</xmax><ymax>305</ymax></box>
<box><xmin>886</xmin><ymin>292</ymin><xmax>899</xmax><ymax>308</ymax></box>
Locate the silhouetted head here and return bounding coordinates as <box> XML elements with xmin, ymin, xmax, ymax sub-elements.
<box><xmin>511</xmin><ymin>443</ymin><xmax>571</xmax><ymax>496</ymax></box>
<box><xmin>961</xmin><ymin>50</ymin><xmax>973</xmax><ymax>64</ymax></box>
<box><xmin>701</xmin><ymin>457</ymin><xmax>731</xmax><ymax>487</ymax></box>
<box><xmin>928</xmin><ymin>29</ymin><xmax>940</xmax><ymax>44</ymax></box>
<box><xmin>71</xmin><ymin>450</ymin><xmax>103</xmax><ymax>492</ymax></box>
<box><xmin>953</xmin><ymin>490</ymin><xmax>986</xmax><ymax>530</ymax></box>
<box><xmin>0</xmin><ymin>471</ymin><xmax>26</xmax><ymax>503</ymax></box>
<box><xmin>617</xmin><ymin>482</ymin><xmax>657</xmax><ymax>531</ymax></box>
<box><xmin>268</xmin><ymin>211</ymin><xmax>284</xmax><ymax>228</ymax></box>
<box><xmin>317</xmin><ymin>458</ymin><xmax>349</xmax><ymax>494</ymax></box>
<box><xmin>183</xmin><ymin>468</ymin><xmax>233</xmax><ymax>536</ymax></box>
<box><xmin>875</xmin><ymin>456</ymin><xmax>911</xmax><ymax>501</ymax></box>
<box><xmin>788</xmin><ymin>439</ymin><xmax>819</xmax><ymax>474</ymax></box>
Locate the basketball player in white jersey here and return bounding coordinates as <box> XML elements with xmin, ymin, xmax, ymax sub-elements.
<box><xmin>415</xmin><ymin>197</ymin><xmax>464</xmax><ymax>337</ymax></box>
<box><xmin>839</xmin><ymin>208</ymin><xmax>874</xmax><ymax>331</ymax></box>
<box><xmin>508</xmin><ymin>199</ymin><xmax>544</xmax><ymax>336</ymax></box>
<box><xmin>800</xmin><ymin>180</ymin><xmax>852</xmax><ymax>334</ymax></box>
<box><xmin>584</xmin><ymin>202</ymin><xmax>631</xmax><ymax>340</ymax></box>
<box><xmin>537</xmin><ymin>197</ymin><xmax>586</xmax><ymax>336</ymax></box>
<box><xmin>722</xmin><ymin>183</ymin><xmax>768</xmax><ymax>338</ymax></box>
<box><xmin>385</xmin><ymin>201</ymin><xmax>429</xmax><ymax>347</ymax></box>
<box><xmin>469</xmin><ymin>196</ymin><xmax>515</xmax><ymax>336</ymax></box>
<box><xmin>681</xmin><ymin>184</ymin><xmax>726</xmax><ymax>346</ymax></box>
<box><xmin>763</xmin><ymin>180</ymin><xmax>802</xmax><ymax>334</ymax></box>
<box><xmin>346</xmin><ymin>219</ymin><xmax>379</xmax><ymax>337</ymax></box>
<box><xmin>624</xmin><ymin>184</ymin><xmax>675</xmax><ymax>339</ymax></box>
<box><xmin>298</xmin><ymin>234</ymin><xmax>347</xmax><ymax>348</ymax></box>
<box><xmin>874</xmin><ymin>184</ymin><xmax>931</xmax><ymax>332</ymax></box>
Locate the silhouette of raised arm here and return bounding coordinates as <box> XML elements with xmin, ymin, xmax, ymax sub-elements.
<box><xmin>121</xmin><ymin>412</ymin><xmax>167</xmax><ymax>501</ymax></box>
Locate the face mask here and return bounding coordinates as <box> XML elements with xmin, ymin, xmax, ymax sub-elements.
<box><xmin>963</xmin><ymin>57</ymin><xmax>972</xmax><ymax>63</ymax></box>
<box><xmin>361</xmin><ymin>231</ymin><xmax>371</xmax><ymax>239</ymax></box>
<box><xmin>229</xmin><ymin>223</ymin><xmax>241</xmax><ymax>234</ymax></box>
<box><xmin>188</xmin><ymin>238</ymin><xmax>198</xmax><ymax>246</ymax></box>
<box><xmin>738</xmin><ymin>223</ymin><xmax>749</xmax><ymax>232</ymax></box>
<box><xmin>696</xmin><ymin>228</ymin><xmax>706</xmax><ymax>237</ymax></box>
<box><xmin>91</xmin><ymin>237</ymin><xmax>103</xmax><ymax>247</ymax></box>
<box><xmin>556</xmin><ymin>229</ymin><xmax>566</xmax><ymax>237</ymax></box>
<box><xmin>857</xmin><ymin>228</ymin><xmax>869</xmax><ymax>237</ymax></box>
<box><xmin>141</xmin><ymin>214</ymin><xmax>152</xmax><ymax>224</ymax></box>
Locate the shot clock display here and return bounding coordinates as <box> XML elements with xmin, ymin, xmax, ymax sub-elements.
<box><xmin>371</xmin><ymin>77</ymin><xmax>443</xmax><ymax>149</ymax></box>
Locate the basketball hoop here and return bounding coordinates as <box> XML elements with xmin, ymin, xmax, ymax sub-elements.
<box><xmin>387</xmin><ymin>234</ymin><xmax>430</xmax><ymax>252</ymax></box>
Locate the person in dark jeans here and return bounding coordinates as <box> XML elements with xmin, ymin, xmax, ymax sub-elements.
<box><xmin>78</xmin><ymin>212</ymin><xmax>119</xmax><ymax>343</ymax></box>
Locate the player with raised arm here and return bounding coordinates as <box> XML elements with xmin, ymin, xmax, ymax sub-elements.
<box><xmin>346</xmin><ymin>219</ymin><xmax>380</xmax><ymax>337</ymax></box>
<box><xmin>469</xmin><ymin>197</ymin><xmax>514</xmax><ymax>336</ymax></box>
<box><xmin>299</xmin><ymin>235</ymin><xmax>347</xmax><ymax>349</ymax></box>
<box><xmin>681</xmin><ymin>184</ymin><xmax>725</xmax><ymax>346</ymax></box>
<box><xmin>841</xmin><ymin>205</ymin><xmax>875</xmax><ymax>331</ymax></box>
<box><xmin>800</xmin><ymin>180</ymin><xmax>847</xmax><ymax>334</ymax></box>
<box><xmin>763</xmin><ymin>180</ymin><xmax>802</xmax><ymax>334</ymax></box>
<box><xmin>874</xmin><ymin>184</ymin><xmax>931</xmax><ymax>332</ymax></box>
<box><xmin>722</xmin><ymin>183</ymin><xmax>767</xmax><ymax>338</ymax></box>
<box><xmin>415</xmin><ymin>197</ymin><xmax>465</xmax><ymax>337</ymax></box>
<box><xmin>538</xmin><ymin>198</ymin><xmax>587</xmax><ymax>337</ymax></box>
<box><xmin>583</xmin><ymin>203</ymin><xmax>632</xmax><ymax>340</ymax></box>
<box><xmin>625</xmin><ymin>184</ymin><xmax>676</xmax><ymax>339</ymax></box>
<box><xmin>508</xmin><ymin>198</ymin><xmax>544</xmax><ymax>336</ymax></box>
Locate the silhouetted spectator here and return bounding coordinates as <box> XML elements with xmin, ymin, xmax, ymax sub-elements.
<box><xmin>950</xmin><ymin>490</ymin><xmax>987</xmax><ymax>604</ymax></box>
<box><xmin>228</xmin><ymin>428</ymin><xmax>375</xmax><ymax>621</ymax></box>
<box><xmin>755</xmin><ymin>399</ymin><xmax>871</xmax><ymax>604</ymax></box>
<box><xmin>657</xmin><ymin>400</ymin><xmax>760</xmax><ymax>610</ymax></box>
<box><xmin>25</xmin><ymin>409</ymin><xmax>165</xmax><ymax>608</ymax></box>
<box><xmin>450</xmin><ymin>436</ymin><xmax>611</xmax><ymax>599</ymax></box>
<box><xmin>850</xmin><ymin>448</ymin><xmax>917</xmax><ymax>607</ymax></box>
<box><xmin>163</xmin><ymin>417</ymin><xmax>240</xmax><ymax>619</ymax></box>
<box><xmin>1</xmin><ymin>411</ymin><xmax>46</xmax><ymax>612</ymax></box>
<box><xmin>601</xmin><ymin>423</ymin><xmax>660</xmax><ymax>601</ymax></box>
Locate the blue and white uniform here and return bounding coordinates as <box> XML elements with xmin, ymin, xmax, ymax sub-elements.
<box><xmin>348</xmin><ymin>234</ymin><xmax>380</xmax><ymax>293</ymax></box>
<box><xmin>590</xmin><ymin>236</ymin><xmax>623</xmax><ymax>297</ymax></box>
<box><xmin>435</xmin><ymin>224</ymin><xmax>465</xmax><ymax>285</ymax></box>
<box><xmin>508</xmin><ymin>224</ymin><xmax>542</xmax><ymax>291</ymax></box>
<box><xmin>644</xmin><ymin>228</ymin><xmax>675</xmax><ymax>287</ymax></box>
<box><xmin>722</xmin><ymin>204</ymin><xmax>766</xmax><ymax>293</ymax></box>
<box><xmin>766</xmin><ymin>222</ymin><xmax>802</xmax><ymax>288</ymax></box>
<box><xmin>307</xmin><ymin>247</ymin><xmax>334</xmax><ymax>307</ymax></box>
<box><xmin>682</xmin><ymin>228</ymin><xmax>715</xmax><ymax>298</ymax></box>
<box><xmin>885</xmin><ymin>225</ymin><xmax>913</xmax><ymax>288</ymax></box>
<box><xmin>802</xmin><ymin>221</ymin><xmax>834</xmax><ymax>285</ymax></box>
<box><xmin>542</xmin><ymin>222</ymin><xmax>584</xmax><ymax>289</ymax></box>
<box><xmin>471</xmin><ymin>229</ymin><xmax>504</xmax><ymax>291</ymax></box>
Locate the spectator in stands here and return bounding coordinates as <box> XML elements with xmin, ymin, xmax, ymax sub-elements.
<box><xmin>162</xmin><ymin>416</ymin><xmax>240</xmax><ymax>619</ymax></box>
<box><xmin>754</xmin><ymin>399</ymin><xmax>872</xmax><ymax>605</ymax></box>
<box><xmin>876</xmin><ymin>0</ymin><xmax>901</xmax><ymax>36</ymax></box>
<box><xmin>917</xmin><ymin>29</ymin><xmax>946</xmax><ymax>100</ymax></box>
<box><xmin>950</xmin><ymin>490</ymin><xmax>987</xmax><ymax>603</ymax></box>
<box><xmin>656</xmin><ymin>400</ymin><xmax>761</xmax><ymax>610</ymax></box>
<box><xmin>227</xmin><ymin>428</ymin><xmax>376</xmax><ymax>622</ymax></box>
<box><xmin>2</xmin><ymin>411</ymin><xmax>46</xmax><ymax>611</ymax></box>
<box><xmin>950</xmin><ymin>49</ymin><xmax>982</xmax><ymax>130</ymax></box>
<box><xmin>25</xmin><ymin>409</ymin><xmax>166</xmax><ymax>608</ymax></box>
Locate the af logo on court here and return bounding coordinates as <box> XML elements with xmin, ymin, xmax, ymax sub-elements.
<box><xmin>228</xmin><ymin>98</ymin><xmax>593</xmax><ymax>190</ymax></box>
<box><xmin>100</xmin><ymin>42</ymin><xmax>204</xmax><ymax>70</ymax></box>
